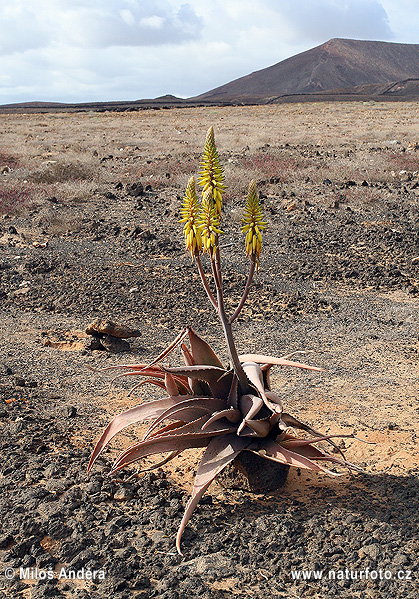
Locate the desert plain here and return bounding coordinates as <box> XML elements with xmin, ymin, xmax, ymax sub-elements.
<box><xmin>0</xmin><ymin>101</ymin><xmax>419</xmax><ymax>598</ymax></box>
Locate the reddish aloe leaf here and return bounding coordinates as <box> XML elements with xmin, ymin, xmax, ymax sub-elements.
<box><xmin>110</xmin><ymin>416</ymin><xmax>238</xmax><ymax>474</ymax></box>
<box><xmin>181</xmin><ymin>343</ymin><xmax>194</xmax><ymax>366</ymax></box>
<box><xmin>187</xmin><ymin>327</ymin><xmax>224</xmax><ymax>369</ymax></box>
<box><xmin>181</xmin><ymin>342</ymin><xmax>208</xmax><ymax>396</ymax></box>
<box><xmin>239</xmin><ymin>353</ymin><xmax>324</xmax><ymax>372</ymax></box>
<box><xmin>139</xmin><ymin>450</ymin><xmax>182</xmax><ymax>472</ymax></box>
<box><xmin>164</xmin><ymin>372</ymin><xmax>180</xmax><ymax>396</ymax></box>
<box><xmin>239</xmin><ymin>394</ymin><xmax>264</xmax><ymax>421</ymax></box>
<box><xmin>285</xmin><ymin>441</ymin><xmax>365</xmax><ymax>473</ymax></box>
<box><xmin>163</xmin><ymin>364</ymin><xmax>230</xmax><ymax>399</ymax></box>
<box><xmin>241</xmin><ymin>362</ymin><xmax>281</xmax><ymax>414</ymax></box>
<box><xmin>143</xmin><ymin>398</ymin><xmax>227</xmax><ymax>440</ymax></box>
<box><xmin>281</xmin><ymin>412</ymin><xmax>344</xmax><ymax>457</ymax></box>
<box><xmin>241</xmin><ymin>362</ymin><xmax>266</xmax><ymax>399</ymax></box>
<box><xmin>110</xmin><ymin>435</ymin><xmax>210</xmax><ymax>475</ymax></box>
<box><xmin>281</xmin><ymin>434</ymin><xmax>355</xmax><ymax>449</ymax></box>
<box><xmin>227</xmin><ymin>376</ymin><xmax>239</xmax><ymax>409</ymax></box>
<box><xmin>176</xmin><ymin>434</ymin><xmax>251</xmax><ymax>554</ymax></box>
<box><xmin>127</xmin><ymin>379</ymin><xmax>166</xmax><ymax>397</ymax></box>
<box><xmin>142</xmin><ymin>328</ymin><xmax>189</xmax><ymax>370</ymax></box>
<box><xmin>240</xmin><ymin>418</ymin><xmax>271</xmax><ymax>437</ymax></box>
<box><xmin>248</xmin><ymin>439</ymin><xmax>341</xmax><ymax>475</ymax></box>
<box><xmin>201</xmin><ymin>408</ymin><xmax>241</xmax><ymax>430</ymax></box>
<box><xmin>164</xmin><ymin>365</ymin><xmax>226</xmax><ymax>381</ymax></box>
<box><xmin>88</xmin><ymin>395</ymin><xmax>197</xmax><ymax>473</ymax></box>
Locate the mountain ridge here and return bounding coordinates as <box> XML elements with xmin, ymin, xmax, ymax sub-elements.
<box><xmin>194</xmin><ymin>38</ymin><xmax>419</xmax><ymax>102</ymax></box>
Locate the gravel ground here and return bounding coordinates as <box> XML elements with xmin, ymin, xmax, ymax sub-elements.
<box><xmin>1</xmin><ymin>105</ymin><xmax>419</xmax><ymax>598</ymax></box>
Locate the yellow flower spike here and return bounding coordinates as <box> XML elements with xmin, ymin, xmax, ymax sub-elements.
<box><xmin>180</xmin><ymin>176</ymin><xmax>202</xmax><ymax>258</ymax></box>
<box><xmin>198</xmin><ymin>126</ymin><xmax>226</xmax><ymax>216</ymax></box>
<box><xmin>241</xmin><ymin>179</ymin><xmax>267</xmax><ymax>265</ymax></box>
<box><xmin>198</xmin><ymin>187</ymin><xmax>223</xmax><ymax>255</ymax></box>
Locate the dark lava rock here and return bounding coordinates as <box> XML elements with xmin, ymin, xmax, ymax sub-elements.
<box><xmin>100</xmin><ymin>335</ymin><xmax>131</xmax><ymax>353</ymax></box>
<box><xmin>218</xmin><ymin>451</ymin><xmax>289</xmax><ymax>493</ymax></box>
<box><xmin>127</xmin><ymin>182</ymin><xmax>144</xmax><ymax>197</ymax></box>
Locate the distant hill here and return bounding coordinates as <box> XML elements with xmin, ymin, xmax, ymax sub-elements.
<box><xmin>194</xmin><ymin>38</ymin><xmax>419</xmax><ymax>103</ymax></box>
<box><xmin>3</xmin><ymin>38</ymin><xmax>419</xmax><ymax>114</ymax></box>
<box><xmin>0</xmin><ymin>96</ymin><xmax>186</xmax><ymax>114</ymax></box>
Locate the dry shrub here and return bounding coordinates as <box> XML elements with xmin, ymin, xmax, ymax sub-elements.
<box><xmin>56</xmin><ymin>180</ymin><xmax>98</xmax><ymax>204</ymax></box>
<box><xmin>385</xmin><ymin>151</ymin><xmax>418</xmax><ymax>173</ymax></box>
<box><xmin>0</xmin><ymin>151</ymin><xmax>19</xmax><ymax>169</ymax></box>
<box><xmin>28</xmin><ymin>161</ymin><xmax>96</xmax><ymax>185</ymax></box>
<box><xmin>0</xmin><ymin>181</ymin><xmax>39</xmax><ymax>215</ymax></box>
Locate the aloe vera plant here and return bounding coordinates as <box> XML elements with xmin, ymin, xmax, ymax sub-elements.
<box><xmin>88</xmin><ymin>127</ymin><xmax>363</xmax><ymax>554</ymax></box>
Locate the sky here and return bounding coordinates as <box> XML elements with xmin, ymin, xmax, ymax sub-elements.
<box><xmin>1</xmin><ymin>0</ymin><xmax>419</xmax><ymax>104</ymax></box>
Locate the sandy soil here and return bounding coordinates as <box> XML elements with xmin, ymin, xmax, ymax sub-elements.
<box><xmin>1</xmin><ymin>102</ymin><xmax>419</xmax><ymax>598</ymax></box>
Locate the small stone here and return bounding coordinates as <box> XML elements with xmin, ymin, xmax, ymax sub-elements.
<box><xmin>399</xmin><ymin>170</ymin><xmax>412</xmax><ymax>182</ymax></box>
<box><xmin>100</xmin><ymin>335</ymin><xmax>131</xmax><ymax>353</ymax></box>
<box><xmin>285</xmin><ymin>201</ymin><xmax>298</xmax><ymax>212</ymax></box>
<box><xmin>127</xmin><ymin>182</ymin><xmax>144</xmax><ymax>197</ymax></box>
<box><xmin>113</xmin><ymin>488</ymin><xmax>133</xmax><ymax>501</ymax></box>
<box><xmin>84</xmin><ymin>335</ymin><xmax>103</xmax><ymax>351</ymax></box>
<box><xmin>63</xmin><ymin>406</ymin><xmax>77</xmax><ymax>418</ymax></box>
<box><xmin>85</xmin><ymin>319</ymin><xmax>141</xmax><ymax>339</ymax></box>
<box><xmin>358</xmin><ymin>543</ymin><xmax>380</xmax><ymax>560</ymax></box>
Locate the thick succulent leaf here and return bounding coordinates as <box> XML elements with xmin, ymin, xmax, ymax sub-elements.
<box><xmin>265</xmin><ymin>390</ymin><xmax>283</xmax><ymax>409</ymax></box>
<box><xmin>181</xmin><ymin>343</ymin><xmax>194</xmax><ymax>366</ymax></box>
<box><xmin>139</xmin><ymin>450</ymin><xmax>181</xmax><ymax>472</ymax></box>
<box><xmin>284</xmin><ymin>441</ymin><xmax>365</xmax><ymax>473</ymax></box>
<box><xmin>281</xmin><ymin>412</ymin><xmax>344</xmax><ymax>457</ymax></box>
<box><xmin>181</xmin><ymin>344</ymin><xmax>211</xmax><ymax>396</ymax></box>
<box><xmin>109</xmin><ymin>368</ymin><xmax>191</xmax><ymax>394</ymax></box>
<box><xmin>241</xmin><ymin>362</ymin><xmax>266</xmax><ymax>399</ymax></box>
<box><xmin>188</xmin><ymin>327</ymin><xmax>224</xmax><ymax>369</ymax></box>
<box><xmin>110</xmin><ymin>415</ymin><xmax>238</xmax><ymax>474</ymax></box>
<box><xmin>144</xmin><ymin>328</ymin><xmax>189</xmax><ymax>369</ymax></box>
<box><xmin>239</xmin><ymin>354</ymin><xmax>323</xmax><ymax>372</ymax></box>
<box><xmin>163</xmin><ymin>364</ymin><xmax>225</xmax><ymax>380</ymax></box>
<box><xmin>201</xmin><ymin>408</ymin><xmax>242</xmax><ymax>430</ymax></box>
<box><xmin>239</xmin><ymin>418</ymin><xmax>271</xmax><ymax>437</ymax></box>
<box><xmin>241</xmin><ymin>362</ymin><xmax>282</xmax><ymax>414</ymax></box>
<box><xmin>110</xmin><ymin>435</ymin><xmax>210</xmax><ymax>475</ymax></box>
<box><xmin>126</xmin><ymin>379</ymin><xmax>166</xmax><ymax>397</ymax></box>
<box><xmin>248</xmin><ymin>439</ymin><xmax>341</xmax><ymax>475</ymax></box>
<box><xmin>164</xmin><ymin>372</ymin><xmax>180</xmax><ymax>396</ymax></box>
<box><xmin>238</xmin><ymin>394</ymin><xmax>264</xmax><ymax>420</ymax></box>
<box><xmin>163</xmin><ymin>364</ymin><xmax>230</xmax><ymax>400</ymax></box>
<box><xmin>210</xmin><ymin>369</ymin><xmax>234</xmax><ymax>402</ymax></box>
<box><xmin>143</xmin><ymin>398</ymin><xmax>227</xmax><ymax>440</ymax></box>
<box><xmin>227</xmin><ymin>376</ymin><xmax>239</xmax><ymax>409</ymax></box>
<box><xmin>176</xmin><ymin>434</ymin><xmax>251</xmax><ymax>554</ymax></box>
<box><xmin>281</xmin><ymin>433</ymin><xmax>355</xmax><ymax>449</ymax></box>
<box><xmin>88</xmin><ymin>395</ymin><xmax>197</xmax><ymax>472</ymax></box>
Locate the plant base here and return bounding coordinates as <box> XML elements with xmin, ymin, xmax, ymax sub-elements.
<box><xmin>218</xmin><ymin>451</ymin><xmax>289</xmax><ymax>493</ymax></box>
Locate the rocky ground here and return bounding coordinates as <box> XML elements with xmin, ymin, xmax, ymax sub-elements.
<box><xmin>1</xmin><ymin>103</ymin><xmax>419</xmax><ymax>598</ymax></box>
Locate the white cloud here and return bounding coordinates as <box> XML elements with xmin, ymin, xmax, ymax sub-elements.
<box><xmin>1</xmin><ymin>0</ymin><xmax>418</xmax><ymax>104</ymax></box>
<box><xmin>278</xmin><ymin>0</ymin><xmax>393</xmax><ymax>43</ymax></box>
<box><xmin>0</xmin><ymin>0</ymin><xmax>203</xmax><ymax>54</ymax></box>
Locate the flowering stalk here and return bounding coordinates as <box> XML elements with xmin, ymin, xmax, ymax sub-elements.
<box><xmin>180</xmin><ymin>128</ymin><xmax>268</xmax><ymax>394</ymax></box>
